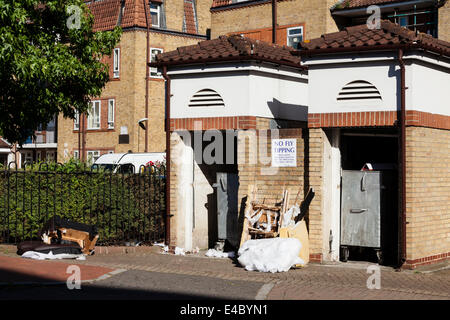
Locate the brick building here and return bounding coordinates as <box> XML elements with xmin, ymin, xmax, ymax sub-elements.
<box><xmin>57</xmin><ymin>0</ymin><xmax>212</xmax><ymax>163</ymax></box>
<box><xmin>210</xmin><ymin>0</ymin><xmax>340</xmax><ymax>47</ymax></box>
<box><xmin>152</xmin><ymin>19</ymin><xmax>450</xmax><ymax>269</ymax></box>
<box><xmin>210</xmin><ymin>0</ymin><xmax>450</xmax><ymax>46</ymax></box>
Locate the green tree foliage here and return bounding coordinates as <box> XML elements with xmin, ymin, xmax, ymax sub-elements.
<box><xmin>0</xmin><ymin>0</ymin><xmax>122</xmax><ymax>144</ymax></box>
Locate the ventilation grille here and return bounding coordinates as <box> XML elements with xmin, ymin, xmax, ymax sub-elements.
<box><xmin>189</xmin><ymin>89</ymin><xmax>225</xmax><ymax>107</ymax></box>
<box><xmin>337</xmin><ymin>81</ymin><xmax>382</xmax><ymax>101</ymax></box>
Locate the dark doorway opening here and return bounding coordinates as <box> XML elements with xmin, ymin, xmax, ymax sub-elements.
<box><xmin>340</xmin><ymin>128</ymin><xmax>399</xmax><ymax>266</ymax></box>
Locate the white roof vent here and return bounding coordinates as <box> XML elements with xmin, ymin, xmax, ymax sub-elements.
<box><xmin>337</xmin><ymin>80</ymin><xmax>382</xmax><ymax>101</ymax></box>
<box><xmin>189</xmin><ymin>89</ymin><xmax>225</xmax><ymax>107</ymax></box>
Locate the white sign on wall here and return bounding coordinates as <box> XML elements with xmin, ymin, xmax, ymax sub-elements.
<box><xmin>272</xmin><ymin>139</ymin><xmax>297</xmax><ymax>167</ymax></box>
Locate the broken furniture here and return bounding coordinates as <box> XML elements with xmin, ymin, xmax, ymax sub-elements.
<box><xmin>240</xmin><ymin>185</ymin><xmax>314</xmax><ymax>268</ymax></box>
<box><xmin>17</xmin><ymin>216</ymin><xmax>99</xmax><ymax>256</ymax></box>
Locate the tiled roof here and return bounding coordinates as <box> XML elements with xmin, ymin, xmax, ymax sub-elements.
<box><xmin>211</xmin><ymin>0</ymin><xmax>232</xmax><ymax>8</ymax></box>
<box><xmin>299</xmin><ymin>20</ymin><xmax>450</xmax><ymax>56</ymax></box>
<box><xmin>331</xmin><ymin>0</ymin><xmax>415</xmax><ymax>10</ymax></box>
<box><xmin>86</xmin><ymin>0</ymin><xmax>199</xmax><ymax>34</ymax></box>
<box><xmin>87</xmin><ymin>0</ymin><xmax>121</xmax><ymax>32</ymax></box>
<box><xmin>152</xmin><ymin>35</ymin><xmax>303</xmax><ymax>68</ymax></box>
<box><xmin>183</xmin><ymin>0</ymin><xmax>198</xmax><ymax>34</ymax></box>
<box><xmin>0</xmin><ymin>138</ymin><xmax>11</xmax><ymax>148</ymax></box>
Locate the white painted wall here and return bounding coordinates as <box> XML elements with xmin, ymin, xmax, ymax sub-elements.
<box><xmin>307</xmin><ymin>62</ymin><xmax>400</xmax><ymax>114</ymax></box>
<box><xmin>304</xmin><ymin>52</ymin><xmax>450</xmax><ymax>116</ymax></box>
<box><xmin>169</xmin><ymin>62</ymin><xmax>308</xmax><ymax>121</ymax></box>
<box><xmin>171</xmin><ymin>131</ymin><xmax>194</xmax><ymax>251</ymax></box>
<box><xmin>408</xmin><ymin>60</ymin><xmax>450</xmax><ymax>116</ymax></box>
<box><xmin>321</xmin><ymin>129</ymin><xmax>341</xmax><ymax>262</ymax></box>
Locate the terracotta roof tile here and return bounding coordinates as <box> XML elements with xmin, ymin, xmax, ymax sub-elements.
<box><xmin>211</xmin><ymin>0</ymin><xmax>232</xmax><ymax>8</ymax></box>
<box><xmin>85</xmin><ymin>0</ymin><xmax>153</xmax><ymax>31</ymax></box>
<box><xmin>0</xmin><ymin>138</ymin><xmax>11</xmax><ymax>148</ymax></box>
<box><xmin>87</xmin><ymin>0</ymin><xmax>121</xmax><ymax>32</ymax></box>
<box><xmin>299</xmin><ymin>20</ymin><xmax>450</xmax><ymax>56</ymax></box>
<box><xmin>183</xmin><ymin>0</ymin><xmax>197</xmax><ymax>34</ymax></box>
<box><xmin>152</xmin><ymin>35</ymin><xmax>303</xmax><ymax>68</ymax></box>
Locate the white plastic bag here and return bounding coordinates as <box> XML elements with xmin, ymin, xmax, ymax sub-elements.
<box><xmin>238</xmin><ymin>238</ymin><xmax>304</xmax><ymax>273</ymax></box>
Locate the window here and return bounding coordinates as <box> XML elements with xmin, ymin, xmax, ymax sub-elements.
<box><xmin>287</xmin><ymin>26</ymin><xmax>303</xmax><ymax>49</ymax></box>
<box><xmin>113</xmin><ymin>48</ymin><xmax>120</xmax><ymax>78</ymax></box>
<box><xmin>87</xmin><ymin>150</ymin><xmax>100</xmax><ymax>165</ymax></box>
<box><xmin>46</xmin><ymin>151</ymin><xmax>55</xmax><ymax>161</ymax></box>
<box><xmin>74</xmin><ymin>111</ymin><xmax>80</xmax><ymax>130</ymax></box>
<box><xmin>73</xmin><ymin>150</ymin><xmax>79</xmax><ymax>160</ymax></box>
<box><xmin>150</xmin><ymin>3</ymin><xmax>160</xmax><ymax>27</ymax></box>
<box><xmin>399</xmin><ymin>16</ymin><xmax>409</xmax><ymax>27</ymax></box>
<box><xmin>87</xmin><ymin>100</ymin><xmax>101</xmax><ymax>129</ymax></box>
<box><xmin>108</xmin><ymin>99</ymin><xmax>115</xmax><ymax>129</ymax></box>
<box><xmin>150</xmin><ymin>48</ymin><xmax>163</xmax><ymax>78</ymax></box>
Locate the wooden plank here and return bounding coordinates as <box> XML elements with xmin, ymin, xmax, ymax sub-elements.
<box><xmin>251</xmin><ymin>203</ymin><xmax>281</xmax><ymax>211</ymax></box>
<box><xmin>239</xmin><ymin>184</ymin><xmax>257</xmax><ymax>247</ymax></box>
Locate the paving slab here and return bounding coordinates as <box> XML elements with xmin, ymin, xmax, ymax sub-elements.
<box><xmin>0</xmin><ymin>256</ymin><xmax>115</xmax><ymax>285</ymax></box>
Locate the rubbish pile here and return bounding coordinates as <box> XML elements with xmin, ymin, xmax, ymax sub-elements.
<box><xmin>237</xmin><ymin>185</ymin><xmax>314</xmax><ymax>272</ymax></box>
<box><xmin>17</xmin><ymin>216</ymin><xmax>99</xmax><ymax>260</ymax></box>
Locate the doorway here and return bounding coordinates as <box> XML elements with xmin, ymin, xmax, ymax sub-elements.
<box><xmin>339</xmin><ymin>128</ymin><xmax>399</xmax><ymax>266</ymax></box>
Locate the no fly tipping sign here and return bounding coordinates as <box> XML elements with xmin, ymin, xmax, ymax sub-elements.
<box><xmin>271</xmin><ymin>139</ymin><xmax>297</xmax><ymax>167</ymax></box>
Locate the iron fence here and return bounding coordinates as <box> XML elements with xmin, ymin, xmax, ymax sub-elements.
<box><xmin>0</xmin><ymin>161</ymin><xmax>166</xmax><ymax>245</ymax></box>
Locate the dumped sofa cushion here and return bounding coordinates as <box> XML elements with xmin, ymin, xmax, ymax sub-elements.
<box><xmin>17</xmin><ymin>241</ymin><xmax>82</xmax><ymax>256</ymax></box>
<box><xmin>238</xmin><ymin>238</ymin><xmax>304</xmax><ymax>273</ymax></box>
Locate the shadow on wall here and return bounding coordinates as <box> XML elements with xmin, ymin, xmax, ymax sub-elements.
<box><xmin>267</xmin><ymin>98</ymin><xmax>308</xmax><ymax>122</ymax></box>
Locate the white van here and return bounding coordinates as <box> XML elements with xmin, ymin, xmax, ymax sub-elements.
<box><xmin>93</xmin><ymin>152</ymin><xmax>165</xmax><ymax>174</ymax></box>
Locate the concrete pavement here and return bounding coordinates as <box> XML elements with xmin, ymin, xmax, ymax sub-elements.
<box><xmin>0</xmin><ymin>245</ymin><xmax>449</xmax><ymax>300</ymax></box>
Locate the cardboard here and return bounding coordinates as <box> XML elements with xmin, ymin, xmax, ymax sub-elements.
<box><xmin>279</xmin><ymin>220</ymin><xmax>309</xmax><ymax>266</ymax></box>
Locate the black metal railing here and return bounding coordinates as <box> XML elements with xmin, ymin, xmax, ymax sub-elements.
<box><xmin>0</xmin><ymin>161</ymin><xmax>166</xmax><ymax>245</ymax></box>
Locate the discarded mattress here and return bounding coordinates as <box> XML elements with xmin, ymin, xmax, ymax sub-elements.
<box><xmin>238</xmin><ymin>238</ymin><xmax>304</xmax><ymax>273</ymax></box>
<box><xmin>22</xmin><ymin>250</ymin><xmax>86</xmax><ymax>261</ymax></box>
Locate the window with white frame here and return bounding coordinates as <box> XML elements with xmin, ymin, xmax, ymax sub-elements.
<box><xmin>150</xmin><ymin>48</ymin><xmax>163</xmax><ymax>78</ymax></box>
<box><xmin>87</xmin><ymin>100</ymin><xmax>101</xmax><ymax>129</ymax></box>
<box><xmin>73</xmin><ymin>150</ymin><xmax>79</xmax><ymax>159</ymax></box>
<box><xmin>87</xmin><ymin>150</ymin><xmax>100</xmax><ymax>165</ymax></box>
<box><xmin>113</xmin><ymin>48</ymin><xmax>120</xmax><ymax>78</ymax></box>
<box><xmin>108</xmin><ymin>99</ymin><xmax>115</xmax><ymax>129</ymax></box>
<box><xmin>150</xmin><ymin>3</ymin><xmax>160</xmax><ymax>27</ymax></box>
<box><xmin>287</xmin><ymin>26</ymin><xmax>303</xmax><ymax>49</ymax></box>
<box><xmin>74</xmin><ymin>110</ymin><xmax>80</xmax><ymax>130</ymax></box>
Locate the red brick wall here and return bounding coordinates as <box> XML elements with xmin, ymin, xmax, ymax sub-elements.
<box><xmin>170</xmin><ymin>116</ymin><xmax>257</xmax><ymax>131</ymax></box>
<box><xmin>309</xmin><ymin>111</ymin><xmax>450</xmax><ymax>130</ymax></box>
